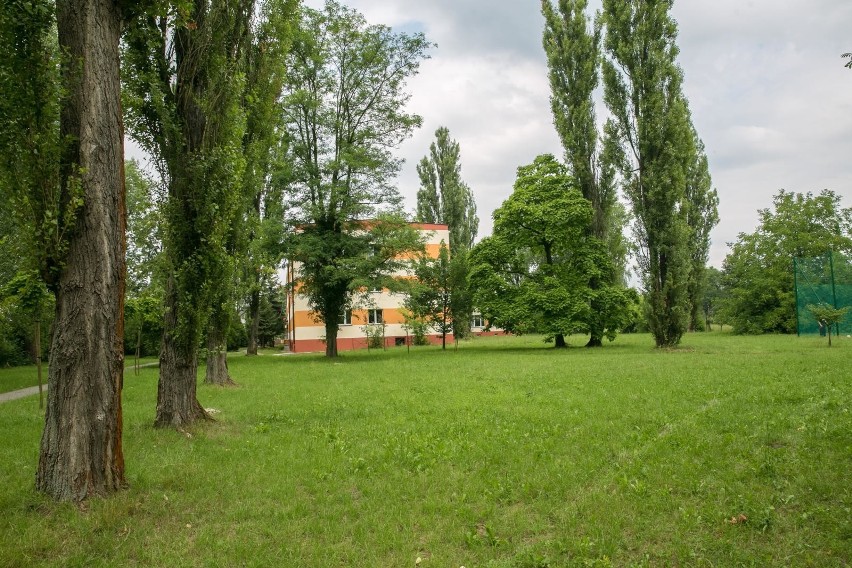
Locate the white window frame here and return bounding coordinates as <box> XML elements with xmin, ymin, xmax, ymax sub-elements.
<box><xmin>368</xmin><ymin>308</ymin><xmax>383</xmax><ymax>324</ymax></box>
<box><xmin>471</xmin><ymin>314</ymin><xmax>485</xmax><ymax>329</ymax></box>
<box><xmin>339</xmin><ymin>309</ymin><xmax>352</xmax><ymax>326</ymax></box>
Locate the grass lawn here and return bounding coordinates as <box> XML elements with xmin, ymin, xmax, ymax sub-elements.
<box><xmin>0</xmin><ymin>332</ymin><xmax>849</xmax><ymax>566</ymax></box>
<box><xmin>0</xmin><ymin>357</ymin><xmax>160</xmax><ymax>395</ymax></box>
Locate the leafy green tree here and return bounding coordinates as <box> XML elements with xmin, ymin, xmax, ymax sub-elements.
<box><xmin>601</xmin><ymin>0</ymin><xmax>696</xmax><ymax>348</ymax></box>
<box><xmin>542</xmin><ymin>0</ymin><xmax>628</xmax><ymax>346</ymax></box>
<box><xmin>405</xmin><ymin>242</ymin><xmax>457</xmax><ymax>349</ymax></box>
<box><xmin>722</xmin><ymin>190</ymin><xmax>852</xmax><ymax>334</ymax></box>
<box><xmin>282</xmin><ymin>1</ymin><xmax>430</xmax><ymax>357</ymax></box>
<box><xmin>415</xmin><ymin>127</ymin><xmax>479</xmax><ymax>252</ymax></box>
<box><xmin>257</xmin><ymin>286</ymin><xmax>285</xmax><ymax>348</ymax></box>
<box><xmin>807</xmin><ymin>303</ymin><xmax>849</xmax><ymax>347</ymax></box>
<box><xmin>470</xmin><ymin>155</ymin><xmax>629</xmax><ymax>348</ymax></box>
<box><xmin>124</xmin><ymin>0</ymin><xmax>256</xmax><ymax>422</ymax></box>
<box><xmin>415</xmin><ymin>127</ymin><xmax>478</xmax><ymax>338</ymax></box>
<box><xmin>702</xmin><ymin>266</ymin><xmax>724</xmax><ymax>331</ymax></box>
<box><xmin>221</xmin><ymin>0</ymin><xmax>295</xmax><ymax>359</ymax></box>
<box><xmin>685</xmin><ymin>134</ymin><xmax>720</xmax><ymax>331</ymax></box>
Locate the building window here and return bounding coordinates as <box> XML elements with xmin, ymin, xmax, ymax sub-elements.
<box><xmin>370</xmin><ymin>286</ymin><xmax>383</xmax><ymax>293</ymax></box>
<box><xmin>471</xmin><ymin>314</ymin><xmax>484</xmax><ymax>329</ymax></box>
<box><xmin>339</xmin><ymin>309</ymin><xmax>352</xmax><ymax>326</ymax></box>
<box><xmin>368</xmin><ymin>309</ymin><xmax>383</xmax><ymax>324</ymax></box>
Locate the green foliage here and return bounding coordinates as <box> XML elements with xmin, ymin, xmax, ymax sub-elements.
<box><xmin>806</xmin><ymin>302</ymin><xmax>849</xmax><ymax>347</ymax></box>
<box><xmin>685</xmin><ymin>135</ymin><xmax>720</xmax><ymax>330</ymax></box>
<box><xmin>124</xmin><ymin>293</ymin><xmax>163</xmax><ymax>357</ymax></box>
<box><xmin>125</xmin><ymin>160</ymin><xmax>163</xmax><ymax>296</ymax></box>
<box><xmin>471</xmin><ymin>155</ymin><xmax>629</xmax><ymax>345</ymax></box>
<box><xmin>282</xmin><ymin>2</ymin><xmax>430</xmax><ymax>356</ymax></box>
<box><xmin>257</xmin><ymin>286</ymin><xmax>285</xmax><ymax>347</ymax></box>
<box><xmin>123</xmin><ymin>0</ymin><xmax>259</xmax><ymax>357</ymax></box>
<box><xmin>601</xmin><ymin>0</ymin><xmax>697</xmax><ymax>347</ymax></box>
<box><xmin>405</xmin><ymin>241</ymin><xmax>459</xmax><ymax>348</ymax></box>
<box><xmin>361</xmin><ymin>323</ymin><xmax>385</xmax><ymax>350</ymax></box>
<box><xmin>722</xmin><ymin>190</ymin><xmax>852</xmax><ymax>334</ymax></box>
<box><xmin>415</xmin><ymin>127</ymin><xmax>479</xmax><ymax>252</ymax></box>
<box><xmin>400</xmin><ymin>310</ymin><xmax>430</xmax><ymax>346</ymax></box>
<box><xmin>414</xmin><ymin>127</ymin><xmax>478</xmax><ymax>337</ymax></box>
<box><xmin>0</xmin><ymin>0</ymin><xmax>77</xmax><ymax>291</ymax></box>
<box><xmin>226</xmin><ymin>309</ymin><xmax>247</xmax><ymax>351</ymax></box>
<box><xmin>702</xmin><ymin>266</ymin><xmax>725</xmax><ymax>330</ymax></box>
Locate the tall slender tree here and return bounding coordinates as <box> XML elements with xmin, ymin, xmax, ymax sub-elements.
<box><xmin>415</xmin><ymin>127</ymin><xmax>478</xmax><ymax>337</ymax></box>
<box><xmin>1</xmin><ymin>0</ymin><xmax>128</xmax><ymax>500</ymax></box>
<box><xmin>601</xmin><ymin>0</ymin><xmax>695</xmax><ymax>347</ymax></box>
<box><xmin>283</xmin><ymin>1</ymin><xmax>430</xmax><ymax>357</ymax></box>
<box><xmin>684</xmin><ymin>132</ymin><xmax>719</xmax><ymax>331</ymax></box>
<box><xmin>124</xmin><ymin>0</ymin><xmax>256</xmax><ymax>425</ymax></box>
<box><xmin>415</xmin><ymin>127</ymin><xmax>479</xmax><ymax>252</ymax></box>
<box><xmin>542</xmin><ymin>0</ymin><xmax>628</xmax><ymax>347</ymax></box>
<box><xmin>240</xmin><ymin>2</ymin><xmax>296</xmax><ymax>357</ymax></box>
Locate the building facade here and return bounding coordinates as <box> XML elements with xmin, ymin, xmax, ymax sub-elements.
<box><xmin>285</xmin><ymin>223</ymin><xmax>453</xmax><ymax>353</ymax></box>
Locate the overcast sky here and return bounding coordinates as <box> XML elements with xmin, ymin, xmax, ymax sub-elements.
<box><xmin>301</xmin><ymin>0</ymin><xmax>852</xmax><ymax>269</ymax></box>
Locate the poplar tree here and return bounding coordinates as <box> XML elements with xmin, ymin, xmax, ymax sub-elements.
<box><xmin>601</xmin><ymin>0</ymin><xmax>695</xmax><ymax>347</ymax></box>
<box><xmin>415</xmin><ymin>127</ymin><xmax>479</xmax><ymax>252</ymax></box>
<box><xmin>124</xmin><ymin>0</ymin><xmax>256</xmax><ymax>425</ymax></box>
<box><xmin>685</xmin><ymin>133</ymin><xmax>719</xmax><ymax>331</ymax></box>
<box><xmin>415</xmin><ymin>126</ymin><xmax>478</xmax><ymax>337</ymax></box>
<box><xmin>1</xmin><ymin>0</ymin><xmax>131</xmax><ymax>501</ymax></box>
<box><xmin>542</xmin><ymin>0</ymin><xmax>628</xmax><ymax>347</ymax></box>
<box><xmin>240</xmin><ymin>2</ymin><xmax>296</xmax><ymax>356</ymax></box>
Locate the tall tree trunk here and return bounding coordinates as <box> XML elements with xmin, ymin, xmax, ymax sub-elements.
<box><xmin>205</xmin><ymin>318</ymin><xmax>235</xmax><ymax>386</ymax></box>
<box><xmin>325</xmin><ymin>320</ymin><xmax>338</xmax><ymax>358</ymax></box>
<box><xmin>555</xmin><ymin>334</ymin><xmax>567</xmax><ymax>348</ymax></box>
<box><xmin>155</xmin><ymin>278</ymin><xmax>210</xmax><ymax>427</ymax></box>
<box><xmin>37</xmin><ymin>0</ymin><xmax>126</xmax><ymax>501</ymax></box>
<box><xmin>246</xmin><ymin>287</ymin><xmax>260</xmax><ymax>355</ymax></box>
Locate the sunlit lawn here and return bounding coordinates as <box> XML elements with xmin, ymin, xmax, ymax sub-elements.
<box><xmin>0</xmin><ymin>332</ymin><xmax>849</xmax><ymax>566</ymax></box>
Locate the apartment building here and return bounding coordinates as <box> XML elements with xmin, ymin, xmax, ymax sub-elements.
<box><xmin>285</xmin><ymin>223</ymin><xmax>452</xmax><ymax>353</ymax></box>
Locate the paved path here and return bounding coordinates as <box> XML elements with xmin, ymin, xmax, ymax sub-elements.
<box><xmin>0</xmin><ymin>362</ymin><xmax>159</xmax><ymax>405</ymax></box>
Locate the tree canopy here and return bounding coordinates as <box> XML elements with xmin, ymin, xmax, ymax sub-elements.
<box><xmin>721</xmin><ymin>189</ymin><xmax>852</xmax><ymax>334</ymax></box>
<box><xmin>601</xmin><ymin>0</ymin><xmax>701</xmax><ymax>348</ymax></box>
<box><xmin>282</xmin><ymin>0</ymin><xmax>430</xmax><ymax>357</ymax></box>
<box><xmin>470</xmin><ymin>155</ymin><xmax>629</xmax><ymax>347</ymax></box>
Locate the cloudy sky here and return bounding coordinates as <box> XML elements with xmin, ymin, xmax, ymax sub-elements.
<box><xmin>303</xmin><ymin>0</ymin><xmax>852</xmax><ymax>269</ymax></box>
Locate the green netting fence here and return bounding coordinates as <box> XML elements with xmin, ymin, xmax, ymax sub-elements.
<box><xmin>794</xmin><ymin>252</ymin><xmax>852</xmax><ymax>335</ymax></box>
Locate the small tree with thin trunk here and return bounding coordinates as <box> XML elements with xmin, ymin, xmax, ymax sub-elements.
<box><xmin>807</xmin><ymin>303</ymin><xmax>849</xmax><ymax>347</ymax></box>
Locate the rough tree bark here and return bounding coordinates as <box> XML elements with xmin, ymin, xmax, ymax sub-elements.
<box><xmin>246</xmin><ymin>286</ymin><xmax>260</xmax><ymax>355</ymax></box>
<box><xmin>155</xmin><ymin>277</ymin><xmax>210</xmax><ymax>427</ymax></box>
<box><xmin>205</xmin><ymin>311</ymin><xmax>235</xmax><ymax>386</ymax></box>
<box><xmin>36</xmin><ymin>0</ymin><xmax>126</xmax><ymax>501</ymax></box>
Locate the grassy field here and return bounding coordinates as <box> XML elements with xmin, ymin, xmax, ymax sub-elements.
<box><xmin>0</xmin><ymin>357</ymin><xmax>160</xmax><ymax>395</ymax></box>
<box><xmin>0</xmin><ymin>333</ymin><xmax>849</xmax><ymax>567</ymax></box>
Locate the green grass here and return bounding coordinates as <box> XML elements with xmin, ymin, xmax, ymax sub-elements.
<box><xmin>0</xmin><ymin>357</ymin><xmax>159</xmax><ymax>395</ymax></box>
<box><xmin>1</xmin><ymin>333</ymin><xmax>850</xmax><ymax>566</ymax></box>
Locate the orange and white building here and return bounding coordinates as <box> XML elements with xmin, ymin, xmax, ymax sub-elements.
<box><xmin>285</xmin><ymin>223</ymin><xmax>454</xmax><ymax>353</ymax></box>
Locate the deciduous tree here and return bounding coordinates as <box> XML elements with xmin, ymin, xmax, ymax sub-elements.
<box><xmin>1</xmin><ymin>0</ymin><xmax>130</xmax><ymax>500</ymax></box>
<box><xmin>685</xmin><ymin>134</ymin><xmax>719</xmax><ymax>331</ymax></box>
<box><xmin>601</xmin><ymin>0</ymin><xmax>695</xmax><ymax>347</ymax></box>
<box><xmin>282</xmin><ymin>1</ymin><xmax>430</xmax><ymax>357</ymax></box>
<box><xmin>542</xmin><ymin>0</ymin><xmax>629</xmax><ymax>346</ymax></box>
<box><xmin>721</xmin><ymin>190</ymin><xmax>852</xmax><ymax>334</ymax></box>
<box><xmin>470</xmin><ymin>155</ymin><xmax>629</xmax><ymax>348</ymax></box>
<box><xmin>415</xmin><ymin>127</ymin><xmax>478</xmax><ymax>338</ymax></box>
<box><xmin>124</xmin><ymin>0</ymin><xmax>255</xmax><ymax>423</ymax></box>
